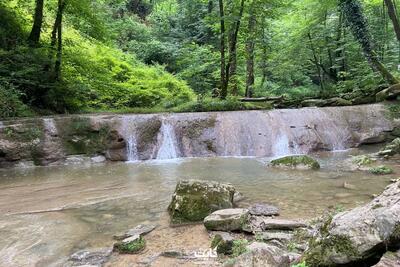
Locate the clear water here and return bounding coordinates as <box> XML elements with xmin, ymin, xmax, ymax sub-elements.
<box><xmin>0</xmin><ymin>145</ymin><xmax>398</xmax><ymax>266</ymax></box>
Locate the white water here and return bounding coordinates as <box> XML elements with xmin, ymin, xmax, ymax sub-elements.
<box><xmin>120</xmin><ymin>117</ymin><xmax>139</xmax><ymax>162</ymax></box>
<box><xmin>156</xmin><ymin>121</ymin><xmax>179</xmax><ymax>160</ymax></box>
<box><xmin>43</xmin><ymin>118</ymin><xmax>58</xmax><ymax>136</ymax></box>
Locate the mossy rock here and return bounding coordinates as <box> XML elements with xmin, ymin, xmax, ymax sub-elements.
<box><xmin>168</xmin><ymin>180</ymin><xmax>236</xmax><ymax>224</ymax></box>
<box><xmin>351</xmin><ymin>155</ymin><xmax>373</xmax><ymax>166</ymax></box>
<box><xmin>270</xmin><ymin>155</ymin><xmax>320</xmax><ymax>170</ymax></box>
<box><xmin>369</xmin><ymin>165</ymin><xmax>394</xmax><ymax>175</ymax></box>
<box><xmin>113</xmin><ymin>236</ymin><xmax>145</xmax><ymax>254</ymax></box>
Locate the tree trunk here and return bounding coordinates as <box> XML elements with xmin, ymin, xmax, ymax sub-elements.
<box><xmin>54</xmin><ymin>0</ymin><xmax>66</xmax><ymax>81</ymax></box>
<box><xmin>223</xmin><ymin>0</ymin><xmax>245</xmax><ymax>97</ymax></box>
<box><xmin>260</xmin><ymin>17</ymin><xmax>268</xmax><ymax>87</ymax></box>
<box><xmin>245</xmin><ymin>2</ymin><xmax>256</xmax><ymax>98</ymax></box>
<box><xmin>340</xmin><ymin>0</ymin><xmax>399</xmax><ymax>85</ymax></box>
<box><xmin>28</xmin><ymin>0</ymin><xmax>45</xmax><ymax>47</ymax></box>
<box><xmin>384</xmin><ymin>0</ymin><xmax>400</xmax><ymax>42</ymax></box>
<box><xmin>218</xmin><ymin>0</ymin><xmax>227</xmax><ymax>99</ymax></box>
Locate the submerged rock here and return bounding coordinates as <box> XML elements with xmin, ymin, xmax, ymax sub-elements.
<box><xmin>113</xmin><ymin>224</ymin><xmax>157</xmax><ymax>240</ymax></box>
<box><xmin>249</xmin><ymin>203</ymin><xmax>279</xmax><ymax>216</ymax></box>
<box><xmin>224</xmin><ymin>242</ymin><xmax>291</xmax><ymax>267</ymax></box>
<box><xmin>204</xmin><ymin>208</ymin><xmax>249</xmax><ymax>231</ymax></box>
<box><xmin>270</xmin><ymin>155</ymin><xmax>320</xmax><ymax>170</ymax></box>
<box><xmin>304</xmin><ymin>181</ymin><xmax>400</xmax><ymax>266</ymax></box>
<box><xmin>68</xmin><ymin>248</ymin><xmax>112</xmax><ymax>266</ymax></box>
<box><xmin>168</xmin><ymin>180</ymin><xmax>236</xmax><ymax>224</ymax></box>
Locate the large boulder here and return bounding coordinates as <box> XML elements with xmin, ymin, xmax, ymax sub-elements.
<box><xmin>224</xmin><ymin>242</ymin><xmax>291</xmax><ymax>267</ymax></box>
<box><xmin>204</xmin><ymin>209</ymin><xmax>249</xmax><ymax>231</ymax></box>
<box><xmin>270</xmin><ymin>155</ymin><xmax>320</xmax><ymax>170</ymax></box>
<box><xmin>304</xmin><ymin>181</ymin><xmax>400</xmax><ymax>266</ymax></box>
<box><xmin>168</xmin><ymin>180</ymin><xmax>236</xmax><ymax>224</ymax></box>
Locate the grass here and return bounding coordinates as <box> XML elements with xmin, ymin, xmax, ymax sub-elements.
<box><xmin>231</xmin><ymin>239</ymin><xmax>249</xmax><ymax>257</ymax></box>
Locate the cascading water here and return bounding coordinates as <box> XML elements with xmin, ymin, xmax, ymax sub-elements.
<box><xmin>120</xmin><ymin>117</ymin><xmax>139</xmax><ymax>162</ymax></box>
<box><xmin>43</xmin><ymin>118</ymin><xmax>58</xmax><ymax>135</ymax></box>
<box><xmin>156</xmin><ymin>120</ymin><xmax>179</xmax><ymax>160</ymax></box>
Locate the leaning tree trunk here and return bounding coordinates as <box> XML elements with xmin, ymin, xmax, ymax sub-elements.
<box><xmin>245</xmin><ymin>2</ymin><xmax>256</xmax><ymax>98</ymax></box>
<box><xmin>218</xmin><ymin>0</ymin><xmax>227</xmax><ymax>99</ymax></box>
<box><xmin>28</xmin><ymin>0</ymin><xmax>45</xmax><ymax>47</ymax></box>
<box><xmin>340</xmin><ymin>0</ymin><xmax>399</xmax><ymax>85</ymax></box>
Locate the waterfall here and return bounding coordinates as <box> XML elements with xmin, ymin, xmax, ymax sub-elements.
<box><xmin>156</xmin><ymin>121</ymin><xmax>179</xmax><ymax>160</ymax></box>
<box><xmin>126</xmin><ymin>135</ymin><xmax>138</xmax><ymax>162</ymax></box>
<box><xmin>272</xmin><ymin>134</ymin><xmax>291</xmax><ymax>156</ymax></box>
<box><xmin>43</xmin><ymin>118</ymin><xmax>58</xmax><ymax>136</ymax></box>
<box><xmin>121</xmin><ymin>117</ymin><xmax>139</xmax><ymax>162</ymax></box>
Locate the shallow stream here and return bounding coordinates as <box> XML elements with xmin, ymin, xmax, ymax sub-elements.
<box><xmin>0</xmin><ymin>145</ymin><xmax>399</xmax><ymax>266</ymax></box>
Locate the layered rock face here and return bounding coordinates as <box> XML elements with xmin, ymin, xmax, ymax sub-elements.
<box><xmin>0</xmin><ymin>104</ymin><xmax>397</xmax><ymax>167</ymax></box>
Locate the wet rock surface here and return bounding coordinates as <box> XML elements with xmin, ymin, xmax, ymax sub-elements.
<box><xmin>168</xmin><ymin>180</ymin><xmax>236</xmax><ymax>224</ymax></box>
<box><xmin>378</xmin><ymin>138</ymin><xmax>400</xmax><ymax>158</ymax></box>
<box><xmin>68</xmin><ymin>248</ymin><xmax>112</xmax><ymax>267</ymax></box>
<box><xmin>0</xmin><ymin>104</ymin><xmax>397</xmax><ymax>167</ymax></box>
<box><xmin>113</xmin><ymin>224</ymin><xmax>157</xmax><ymax>241</ymax></box>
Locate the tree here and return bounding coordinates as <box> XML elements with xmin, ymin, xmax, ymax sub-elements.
<box><xmin>218</xmin><ymin>0</ymin><xmax>227</xmax><ymax>98</ymax></box>
<box><xmin>384</xmin><ymin>0</ymin><xmax>400</xmax><ymax>43</ymax></box>
<box><xmin>340</xmin><ymin>0</ymin><xmax>399</xmax><ymax>85</ymax></box>
<box><xmin>28</xmin><ymin>0</ymin><xmax>44</xmax><ymax>46</ymax></box>
<box><xmin>245</xmin><ymin>0</ymin><xmax>256</xmax><ymax>97</ymax></box>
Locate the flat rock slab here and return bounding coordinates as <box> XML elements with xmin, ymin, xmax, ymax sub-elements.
<box><xmin>204</xmin><ymin>208</ymin><xmax>249</xmax><ymax>231</ymax></box>
<box><xmin>113</xmin><ymin>224</ymin><xmax>157</xmax><ymax>240</ymax></box>
<box><xmin>260</xmin><ymin>232</ymin><xmax>294</xmax><ymax>243</ymax></box>
<box><xmin>244</xmin><ymin>216</ymin><xmax>307</xmax><ymax>232</ymax></box>
<box><xmin>249</xmin><ymin>203</ymin><xmax>279</xmax><ymax>216</ymax></box>
<box><xmin>69</xmin><ymin>248</ymin><xmax>112</xmax><ymax>267</ymax></box>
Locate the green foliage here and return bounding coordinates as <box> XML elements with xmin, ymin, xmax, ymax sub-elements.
<box><xmin>369</xmin><ymin>165</ymin><xmax>394</xmax><ymax>175</ymax></box>
<box><xmin>0</xmin><ymin>80</ymin><xmax>31</xmax><ymax>118</ymax></box>
<box><xmin>231</xmin><ymin>239</ymin><xmax>249</xmax><ymax>257</ymax></box>
<box><xmin>351</xmin><ymin>155</ymin><xmax>373</xmax><ymax>166</ymax></box>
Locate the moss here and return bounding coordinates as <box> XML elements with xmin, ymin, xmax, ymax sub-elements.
<box><xmin>57</xmin><ymin>117</ymin><xmax>112</xmax><ymax>156</ymax></box>
<box><xmin>387</xmin><ymin>103</ymin><xmax>400</xmax><ymax>119</ymax></box>
<box><xmin>211</xmin><ymin>235</ymin><xmax>234</xmax><ymax>255</ymax></box>
<box><xmin>304</xmin><ymin>215</ymin><xmax>359</xmax><ymax>266</ymax></box>
<box><xmin>351</xmin><ymin>155</ymin><xmax>373</xmax><ymax>166</ymax></box>
<box><xmin>184</xmin><ymin>117</ymin><xmax>217</xmax><ymax>139</ymax></box>
<box><xmin>114</xmin><ymin>237</ymin><xmax>145</xmax><ymax>254</ymax></box>
<box><xmin>270</xmin><ymin>155</ymin><xmax>320</xmax><ymax>170</ymax></box>
<box><xmin>231</xmin><ymin>239</ymin><xmax>249</xmax><ymax>257</ymax></box>
<box><xmin>390</xmin><ymin>223</ymin><xmax>400</xmax><ymax>241</ymax></box>
<box><xmin>369</xmin><ymin>165</ymin><xmax>394</xmax><ymax>175</ymax></box>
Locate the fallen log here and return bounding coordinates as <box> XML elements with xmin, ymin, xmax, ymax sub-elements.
<box><xmin>239</xmin><ymin>96</ymin><xmax>284</xmax><ymax>102</ymax></box>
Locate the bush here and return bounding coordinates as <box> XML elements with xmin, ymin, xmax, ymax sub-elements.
<box><xmin>231</xmin><ymin>239</ymin><xmax>249</xmax><ymax>257</ymax></box>
<box><xmin>173</xmin><ymin>97</ymin><xmax>271</xmax><ymax>113</ymax></box>
<box><xmin>0</xmin><ymin>80</ymin><xmax>31</xmax><ymax>118</ymax></box>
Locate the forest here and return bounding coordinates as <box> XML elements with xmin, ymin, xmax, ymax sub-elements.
<box><xmin>1</xmin><ymin>0</ymin><xmax>400</xmax><ymax>118</ymax></box>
